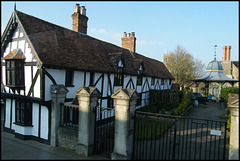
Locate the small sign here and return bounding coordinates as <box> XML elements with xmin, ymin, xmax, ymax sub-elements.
<box><xmin>210</xmin><ymin>130</ymin><xmax>221</xmax><ymax>136</ymax></box>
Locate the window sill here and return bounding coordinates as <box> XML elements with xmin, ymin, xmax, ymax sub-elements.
<box><xmin>14</xmin><ymin>122</ymin><xmax>33</xmax><ymax>127</ymax></box>
<box><xmin>6</xmin><ymin>85</ymin><xmax>25</xmax><ymax>88</ymax></box>
<box><xmin>65</xmin><ymin>85</ymin><xmax>75</xmax><ymax>88</ymax></box>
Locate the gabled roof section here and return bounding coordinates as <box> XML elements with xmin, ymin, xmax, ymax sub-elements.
<box><xmin>1</xmin><ymin>12</ymin><xmax>18</xmax><ymax>56</ymax></box>
<box><xmin>10</xmin><ymin>10</ymin><xmax>174</xmax><ymax>79</ymax></box>
<box><xmin>3</xmin><ymin>49</ymin><xmax>25</xmax><ymax>60</ymax></box>
<box><xmin>233</xmin><ymin>61</ymin><xmax>239</xmax><ymax>69</ymax></box>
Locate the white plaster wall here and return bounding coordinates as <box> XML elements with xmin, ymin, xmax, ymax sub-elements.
<box><xmin>33</xmin><ymin>72</ymin><xmax>41</xmax><ymax>98</ymax></box>
<box><xmin>4</xmin><ymin>99</ymin><xmax>11</xmax><ymax>128</ymax></box>
<box><xmin>2</xmin><ymin>65</ymin><xmax>6</xmax><ymax>86</ymax></box>
<box><xmin>11</xmin><ymin>41</ymin><xmax>17</xmax><ymax>50</ymax></box>
<box><xmin>18</xmin><ymin>40</ymin><xmax>25</xmax><ymax>53</ymax></box>
<box><xmin>85</xmin><ymin>72</ymin><xmax>90</xmax><ymax>87</ymax></box>
<box><xmin>25</xmin><ymin>43</ymin><xmax>35</xmax><ymax>62</ymax></box>
<box><xmin>123</xmin><ymin>75</ymin><xmax>130</xmax><ymax>88</ymax></box>
<box><xmin>45</xmin><ymin>76</ymin><xmax>52</xmax><ymax>101</ymax></box>
<box><xmin>4</xmin><ymin>99</ymin><xmax>16</xmax><ymax>130</ymax></box>
<box><xmin>94</xmin><ymin>72</ymin><xmax>102</xmax><ymax>95</ymax></box>
<box><xmin>67</xmin><ymin>71</ymin><xmax>85</xmax><ymax>99</ymax></box>
<box><xmin>102</xmin><ymin>73</ymin><xmax>109</xmax><ymax>97</ymax></box>
<box><xmin>31</xmin><ymin>103</ymin><xmax>40</xmax><ymax>136</ymax></box>
<box><xmin>12</xmin><ymin>27</ymin><xmax>19</xmax><ymax>38</ymax></box>
<box><xmin>25</xmin><ymin>66</ymin><xmax>31</xmax><ymax>94</ymax></box>
<box><xmin>101</xmin><ymin>99</ymin><xmax>108</xmax><ymax>108</ymax></box>
<box><xmin>19</xmin><ymin>30</ymin><xmax>24</xmax><ymax>37</ymax></box>
<box><xmin>40</xmin><ymin>106</ymin><xmax>49</xmax><ymax>140</ymax></box>
<box><xmin>45</xmin><ymin>69</ymin><xmax>65</xmax><ymax>100</ymax></box>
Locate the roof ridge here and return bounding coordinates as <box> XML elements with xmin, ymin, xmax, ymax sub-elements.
<box><xmin>9</xmin><ymin>9</ymin><xmax>174</xmax><ymax>79</ymax></box>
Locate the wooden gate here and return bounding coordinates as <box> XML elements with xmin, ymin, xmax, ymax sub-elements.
<box><xmin>133</xmin><ymin>111</ymin><xmax>229</xmax><ymax>160</ymax></box>
<box><xmin>94</xmin><ymin>106</ymin><xmax>115</xmax><ymax>158</ymax></box>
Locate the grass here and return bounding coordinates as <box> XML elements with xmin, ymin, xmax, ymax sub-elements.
<box><xmin>134</xmin><ymin>116</ymin><xmax>174</xmax><ymax>140</ymax></box>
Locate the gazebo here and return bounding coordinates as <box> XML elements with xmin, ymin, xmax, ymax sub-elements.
<box><xmin>191</xmin><ymin>57</ymin><xmax>238</xmax><ymax>99</ymax></box>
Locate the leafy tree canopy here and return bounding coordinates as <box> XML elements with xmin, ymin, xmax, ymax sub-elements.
<box><xmin>165</xmin><ymin>45</ymin><xmax>205</xmax><ymax>90</ymax></box>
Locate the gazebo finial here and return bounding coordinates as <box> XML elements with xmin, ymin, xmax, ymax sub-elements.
<box><xmin>214</xmin><ymin>45</ymin><xmax>217</xmax><ymax>61</ymax></box>
<box><xmin>14</xmin><ymin>1</ymin><xmax>16</xmax><ymax>11</ymax></box>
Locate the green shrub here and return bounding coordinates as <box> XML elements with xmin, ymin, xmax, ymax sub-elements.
<box><xmin>160</xmin><ymin>108</ymin><xmax>166</xmax><ymax>114</ymax></box>
<box><xmin>170</xmin><ymin>109</ymin><xmax>176</xmax><ymax>115</ymax></box>
<box><xmin>220</xmin><ymin>87</ymin><xmax>239</xmax><ymax>102</ymax></box>
<box><xmin>176</xmin><ymin>104</ymin><xmax>184</xmax><ymax>116</ymax></box>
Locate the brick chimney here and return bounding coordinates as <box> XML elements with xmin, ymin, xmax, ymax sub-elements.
<box><xmin>72</xmin><ymin>4</ymin><xmax>88</xmax><ymax>34</ymax></box>
<box><xmin>122</xmin><ymin>32</ymin><xmax>136</xmax><ymax>53</ymax></box>
<box><xmin>222</xmin><ymin>46</ymin><xmax>231</xmax><ymax>61</ymax></box>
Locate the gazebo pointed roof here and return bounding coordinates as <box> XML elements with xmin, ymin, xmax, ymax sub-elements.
<box><xmin>192</xmin><ymin>58</ymin><xmax>238</xmax><ymax>84</ymax></box>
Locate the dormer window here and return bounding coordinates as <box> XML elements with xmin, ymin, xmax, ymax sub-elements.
<box><xmin>114</xmin><ymin>60</ymin><xmax>124</xmax><ymax>86</ymax></box>
<box><xmin>3</xmin><ymin>49</ymin><xmax>25</xmax><ymax>89</ymax></box>
<box><xmin>137</xmin><ymin>63</ymin><xmax>143</xmax><ymax>86</ymax></box>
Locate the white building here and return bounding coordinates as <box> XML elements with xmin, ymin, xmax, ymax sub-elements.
<box><xmin>1</xmin><ymin>4</ymin><xmax>174</xmax><ymax>144</ymax></box>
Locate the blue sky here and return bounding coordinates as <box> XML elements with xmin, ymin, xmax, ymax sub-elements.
<box><xmin>1</xmin><ymin>1</ymin><xmax>239</xmax><ymax>67</ymax></box>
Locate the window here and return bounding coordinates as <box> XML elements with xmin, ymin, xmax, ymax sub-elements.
<box><xmin>137</xmin><ymin>93</ymin><xmax>142</xmax><ymax>106</ymax></box>
<box><xmin>65</xmin><ymin>70</ymin><xmax>74</xmax><ymax>87</ymax></box>
<box><xmin>137</xmin><ymin>75</ymin><xmax>142</xmax><ymax>85</ymax></box>
<box><xmin>161</xmin><ymin>79</ymin><xmax>164</xmax><ymax>85</ymax></box>
<box><xmin>151</xmin><ymin>78</ymin><xmax>155</xmax><ymax>86</ymax></box>
<box><xmin>89</xmin><ymin>72</ymin><xmax>94</xmax><ymax>86</ymax></box>
<box><xmin>15</xmin><ymin>100</ymin><xmax>32</xmax><ymax>126</ymax></box>
<box><xmin>114</xmin><ymin>67</ymin><xmax>123</xmax><ymax>86</ymax></box>
<box><xmin>6</xmin><ymin>60</ymin><xmax>25</xmax><ymax>88</ymax></box>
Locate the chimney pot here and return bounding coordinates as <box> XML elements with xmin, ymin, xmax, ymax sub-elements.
<box><xmin>74</xmin><ymin>4</ymin><xmax>80</xmax><ymax>13</ymax></box>
<box><xmin>80</xmin><ymin>6</ymin><xmax>86</xmax><ymax>16</ymax></box>
<box><xmin>127</xmin><ymin>33</ymin><xmax>131</xmax><ymax>37</ymax></box>
<box><xmin>131</xmin><ymin>32</ymin><xmax>135</xmax><ymax>37</ymax></box>
<box><xmin>123</xmin><ymin>32</ymin><xmax>127</xmax><ymax>37</ymax></box>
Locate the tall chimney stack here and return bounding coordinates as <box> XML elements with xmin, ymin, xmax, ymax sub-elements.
<box><xmin>72</xmin><ymin>4</ymin><xmax>88</xmax><ymax>34</ymax></box>
<box><xmin>122</xmin><ymin>32</ymin><xmax>136</xmax><ymax>53</ymax></box>
<box><xmin>226</xmin><ymin>46</ymin><xmax>231</xmax><ymax>61</ymax></box>
<box><xmin>223</xmin><ymin>46</ymin><xmax>231</xmax><ymax>61</ymax></box>
<box><xmin>222</xmin><ymin>46</ymin><xmax>227</xmax><ymax>61</ymax></box>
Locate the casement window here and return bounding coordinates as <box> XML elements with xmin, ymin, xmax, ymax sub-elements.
<box><xmin>137</xmin><ymin>63</ymin><xmax>143</xmax><ymax>86</ymax></box>
<box><xmin>15</xmin><ymin>100</ymin><xmax>32</xmax><ymax>126</ymax></box>
<box><xmin>65</xmin><ymin>70</ymin><xmax>74</xmax><ymax>87</ymax></box>
<box><xmin>114</xmin><ymin>67</ymin><xmax>123</xmax><ymax>86</ymax></box>
<box><xmin>151</xmin><ymin>78</ymin><xmax>155</xmax><ymax>86</ymax></box>
<box><xmin>89</xmin><ymin>72</ymin><xmax>95</xmax><ymax>86</ymax></box>
<box><xmin>6</xmin><ymin>59</ymin><xmax>25</xmax><ymax>88</ymax></box>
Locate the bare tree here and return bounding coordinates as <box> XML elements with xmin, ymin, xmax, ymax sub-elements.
<box><xmin>165</xmin><ymin>45</ymin><xmax>205</xmax><ymax>90</ymax></box>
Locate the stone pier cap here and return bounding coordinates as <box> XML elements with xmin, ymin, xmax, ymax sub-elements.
<box><xmin>50</xmin><ymin>84</ymin><xmax>69</xmax><ymax>94</ymax></box>
<box><xmin>75</xmin><ymin>86</ymin><xmax>101</xmax><ymax>97</ymax></box>
<box><xmin>111</xmin><ymin>88</ymin><xmax>139</xmax><ymax>100</ymax></box>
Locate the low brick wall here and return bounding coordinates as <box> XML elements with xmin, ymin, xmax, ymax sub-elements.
<box><xmin>57</xmin><ymin>127</ymin><xmax>78</xmax><ymax>150</ymax></box>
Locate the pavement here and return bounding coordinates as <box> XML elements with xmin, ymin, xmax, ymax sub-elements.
<box><xmin>183</xmin><ymin>101</ymin><xmax>227</xmax><ymax>121</ymax></box>
<box><xmin>1</xmin><ymin>101</ymin><xmax>227</xmax><ymax>160</ymax></box>
<box><xmin>1</xmin><ymin>102</ymin><xmax>108</xmax><ymax>160</ymax></box>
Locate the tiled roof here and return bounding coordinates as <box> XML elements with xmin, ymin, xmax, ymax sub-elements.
<box><xmin>233</xmin><ymin>61</ymin><xmax>239</xmax><ymax>69</ymax></box>
<box><xmin>3</xmin><ymin>49</ymin><xmax>25</xmax><ymax>60</ymax></box>
<box><xmin>14</xmin><ymin>10</ymin><xmax>174</xmax><ymax>79</ymax></box>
